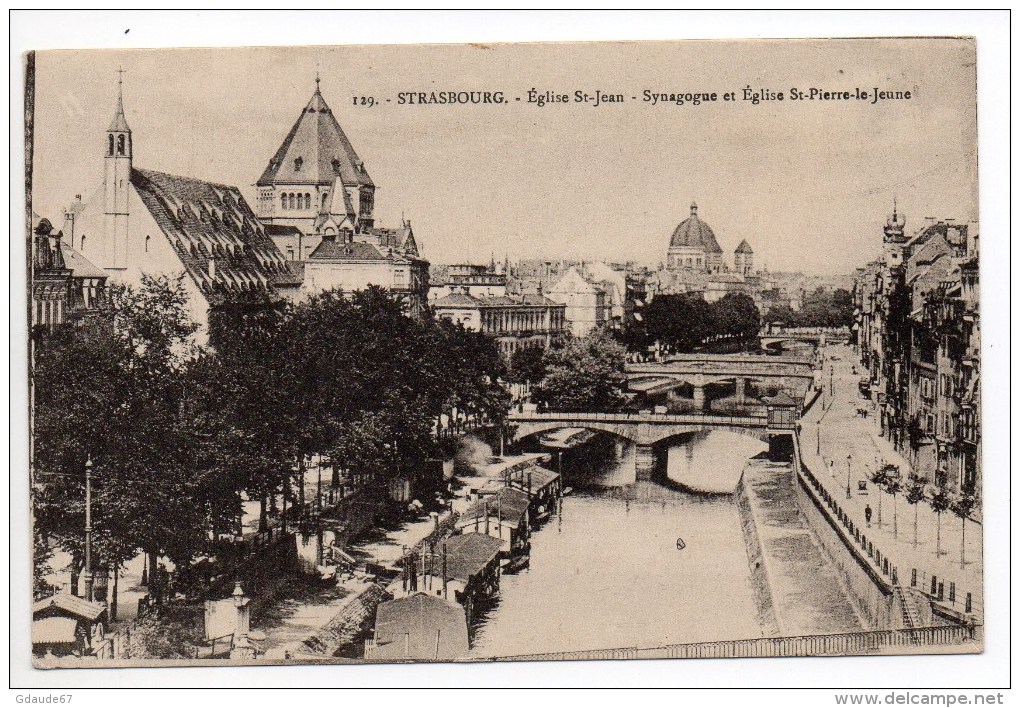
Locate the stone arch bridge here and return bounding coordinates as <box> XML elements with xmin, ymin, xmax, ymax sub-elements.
<box><xmin>625</xmin><ymin>354</ymin><xmax>818</xmax><ymax>409</ymax></box>
<box><xmin>509</xmin><ymin>408</ymin><xmax>798</xmax><ymax>481</ymax></box>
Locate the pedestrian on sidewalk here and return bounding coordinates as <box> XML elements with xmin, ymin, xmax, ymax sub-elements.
<box><xmin>865</xmin><ymin>504</ymin><xmax>873</xmax><ymax>527</ymax></box>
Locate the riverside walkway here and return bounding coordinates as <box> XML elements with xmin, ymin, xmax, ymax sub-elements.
<box><xmin>801</xmin><ymin>344</ymin><xmax>983</xmax><ymax>621</ymax></box>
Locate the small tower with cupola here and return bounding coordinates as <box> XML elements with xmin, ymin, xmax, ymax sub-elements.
<box><xmin>883</xmin><ymin>198</ymin><xmax>907</xmax><ymax>268</ymax></box>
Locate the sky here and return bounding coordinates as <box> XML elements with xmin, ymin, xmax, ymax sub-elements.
<box><xmin>29</xmin><ymin>39</ymin><xmax>978</xmax><ymax>275</ymax></box>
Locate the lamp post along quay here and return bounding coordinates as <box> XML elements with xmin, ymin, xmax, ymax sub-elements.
<box><xmin>846</xmin><ymin>454</ymin><xmax>853</xmax><ymax>500</ymax></box>
<box><xmin>84</xmin><ymin>456</ymin><xmax>94</xmax><ymax>603</ymax></box>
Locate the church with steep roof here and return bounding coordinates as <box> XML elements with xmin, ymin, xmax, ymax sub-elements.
<box><xmin>67</xmin><ymin>76</ymin><xmax>430</xmax><ymax>338</ymax></box>
<box><xmin>254</xmin><ymin>79</ymin><xmax>429</xmax><ymax>315</ymax></box>
<box><xmin>71</xmin><ymin>77</ymin><xmax>303</xmax><ymax>344</ymax></box>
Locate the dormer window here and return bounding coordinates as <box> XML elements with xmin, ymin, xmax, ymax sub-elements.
<box><xmin>331</xmin><ymin>158</ymin><xmax>341</xmax><ymax>174</ymax></box>
<box><xmin>294</xmin><ymin>157</ymin><xmax>303</xmax><ymax>171</ymax></box>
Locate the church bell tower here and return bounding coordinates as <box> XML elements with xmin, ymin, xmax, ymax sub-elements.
<box><xmin>882</xmin><ymin>198</ymin><xmax>907</xmax><ymax>268</ymax></box>
<box><xmin>104</xmin><ymin>70</ymin><xmax>132</xmax><ymax>270</ymax></box>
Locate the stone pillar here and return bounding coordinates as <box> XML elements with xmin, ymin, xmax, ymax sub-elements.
<box><xmin>692</xmin><ymin>384</ymin><xmax>706</xmax><ymax>411</ymax></box>
<box><xmin>229</xmin><ymin>582</ymin><xmax>256</xmax><ymax>660</ymax></box>
<box><xmin>735</xmin><ymin>377</ymin><xmax>747</xmax><ymax>404</ymax></box>
<box><xmin>634</xmin><ymin>444</ymin><xmax>656</xmax><ymax>482</ymax></box>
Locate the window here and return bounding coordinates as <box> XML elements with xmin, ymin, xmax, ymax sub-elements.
<box><xmin>281</xmin><ymin>193</ymin><xmax>287</xmax><ymax>209</ymax></box>
<box><xmin>322</xmin><ymin>192</ymin><xmax>329</xmax><ymax>209</ymax></box>
<box><xmin>294</xmin><ymin>157</ymin><xmax>303</xmax><ymax>171</ymax></box>
<box><xmin>107</xmin><ymin>134</ymin><xmax>114</xmax><ymax>156</ymax></box>
<box><xmin>145</xmin><ymin>235</ymin><xmax>150</xmax><ymax>252</ymax></box>
<box><xmin>117</xmin><ymin>134</ymin><xmax>126</xmax><ymax>155</ymax></box>
<box><xmin>287</xmin><ymin>247</ymin><xmax>294</xmax><ymax>260</ymax></box>
<box><xmin>288</xmin><ymin>194</ymin><xmax>296</xmax><ymax>210</ymax></box>
<box><xmin>304</xmin><ymin>193</ymin><xmax>311</xmax><ymax>210</ymax></box>
<box><xmin>80</xmin><ymin>235</ymin><xmax>86</xmax><ymax>251</ymax></box>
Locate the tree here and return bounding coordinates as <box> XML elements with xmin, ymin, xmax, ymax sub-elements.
<box><xmin>952</xmin><ymin>482</ymin><xmax>977</xmax><ymax>569</ymax></box>
<box><xmin>764</xmin><ymin>303</ymin><xmax>798</xmax><ymax>328</ymax></box>
<box><xmin>644</xmin><ymin>294</ymin><xmax>713</xmax><ymax>352</ymax></box>
<box><xmin>507</xmin><ymin>345</ymin><xmax>547</xmax><ymax>386</ymax></box>
<box><xmin>930</xmin><ymin>486</ymin><xmax>952</xmax><ymax>557</ymax></box>
<box><xmin>532</xmin><ymin>329</ymin><xmax>628</xmax><ymax>412</ymax></box>
<box><xmin>710</xmin><ymin>293</ymin><xmax>760</xmax><ymax>343</ymax></box>
<box><xmin>869</xmin><ymin>466</ymin><xmax>889</xmax><ymax>526</ymax></box>
<box><xmin>34</xmin><ymin>274</ymin><xmax>207</xmax><ymax>613</ymax></box>
<box><xmin>883</xmin><ymin>467</ymin><xmax>902</xmax><ymax>538</ymax></box>
<box><xmin>905</xmin><ymin>473</ymin><xmax>928</xmax><ymax>546</ymax></box>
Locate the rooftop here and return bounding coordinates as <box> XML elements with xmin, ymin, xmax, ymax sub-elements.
<box><xmin>669</xmin><ymin>203</ymin><xmax>724</xmax><ymax>254</ymax></box>
<box><xmin>131</xmin><ymin>168</ymin><xmax>303</xmax><ymax>301</ymax></box>
<box><xmin>257</xmin><ymin>85</ymin><xmax>374</xmax><ymax>189</ymax></box>
<box><xmin>33</xmin><ymin>593</ymin><xmax>107</xmax><ymax>622</ymax></box>
<box><xmin>433</xmin><ymin>532</ymin><xmax>504</xmax><ymax>583</ymax></box>
<box><xmin>370</xmin><ymin>593</ymin><xmax>468</xmax><ymax>661</ymax></box>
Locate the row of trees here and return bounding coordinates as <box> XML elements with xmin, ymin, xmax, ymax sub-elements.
<box><xmin>869</xmin><ymin>465</ymin><xmax>977</xmax><ymax>568</ymax></box>
<box><xmin>628</xmin><ymin>292</ymin><xmax>762</xmax><ymax>352</ymax></box>
<box><xmin>33</xmin><ymin>276</ymin><xmax>508</xmax><ymax>609</ymax></box>
<box><xmin>765</xmin><ymin>287</ymin><xmax>854</xmax><ymax>329</ymax></box>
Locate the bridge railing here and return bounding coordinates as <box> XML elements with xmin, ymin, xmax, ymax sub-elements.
<box><xmin>507</xmin><ymin>410</ymin><xmax>769</xmax><ymax>427</ymax></box>
<box><xmin>660</xmin><ymin>624</ymin><xmax>977</xmax><ymax>659</ymax></box>
<box><xmin>491</xmin><ymin>646</ymin><xmax>640</xmax><ymax>662</ymax></box>
<box><xmin>484</xmin><ymin>624</ymin><xmax>976</xmax><ymax>662</ymax></box>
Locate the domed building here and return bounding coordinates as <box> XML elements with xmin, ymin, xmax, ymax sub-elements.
<box><xmin>666</xmin><ymin>202</ymin><xmax>724</xmax><ymax>273</ymax></box>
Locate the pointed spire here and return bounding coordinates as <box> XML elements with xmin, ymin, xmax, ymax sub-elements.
<box><xmin>257</xmin><ymin>83</ymin><xmax>373</xmax><ymax>188</ymax></box>
<box><xmin>108</xmin><ymin>67</ymin><xmax>130</xmax><ymax>133</ymax></box>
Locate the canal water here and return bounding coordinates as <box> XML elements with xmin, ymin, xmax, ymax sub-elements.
<box><xmin>467</xmin><ymin>431</ymin><xmax>768</xmax><ymax>658</ymax></box>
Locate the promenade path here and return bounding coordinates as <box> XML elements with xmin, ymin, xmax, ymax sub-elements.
<box><xmin>801</xmin><ymin>344</ymin><xmax>983</xmax><ymax>619</ymax></box>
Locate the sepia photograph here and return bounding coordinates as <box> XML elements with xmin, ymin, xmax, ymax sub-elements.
<box><xmin>11</xmin><ymin>9</ymin><xmax>1010</xmax><ymax>698</ymax></box>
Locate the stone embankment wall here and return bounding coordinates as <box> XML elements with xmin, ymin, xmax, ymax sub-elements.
<box><xmin>792</xmin><ymin>444</ymin><xmax>898</xmax><ymax>630</ymax></box>
<box><xmin>735</xmin><ymin>475</ymin><xmax>781</xmax><ymax>637</ymax></box>
<box><xmin>298</xmin><ymin>583</ymin><xmax>390</xmax><ymax>657</ymax></box>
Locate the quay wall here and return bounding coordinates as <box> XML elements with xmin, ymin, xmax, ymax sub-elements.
<box><xmin>734</xmin><ymin>475</ymin><xmax>781</xmax><ymax>637</ymax></box>
<box><xmin>791</xmin><ymin>437</ymin><xmax>897</xmax><ymax>631</ymax></box>
<box><xmin>297</xmin><ymin>583</ymin><xmax>390</xmax><ymax>657</ymax></box>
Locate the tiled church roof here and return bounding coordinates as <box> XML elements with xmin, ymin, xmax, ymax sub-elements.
<box><xmin>256</xmin><ymin>86</ymin><xmax>374</xmax><ymax>189</ymax></box>
<box><xmin>130</xmin><ymin>168</ymin><xmax>302</xmax><ymax>304</ymax></box>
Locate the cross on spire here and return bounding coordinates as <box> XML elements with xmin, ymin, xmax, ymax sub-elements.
<box><xmin>315</xmin><ymin>71</ymin><xmax>321</xmax><ymax>92</ymax></box>
<box><xmin>108</xmin><ymin>66</ymin><xmax>131</xmax><ymax>133</ymax></box>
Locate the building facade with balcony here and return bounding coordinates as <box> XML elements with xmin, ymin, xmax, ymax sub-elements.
<box><xmin>432</xmin><ymin>289</ymin><xmax>567</xmax><ymax>357</ymax></box>
<box><xmin>853</xmin><ymin>206</ymin><xmax>979</xmax><ymax>501</ymax></box>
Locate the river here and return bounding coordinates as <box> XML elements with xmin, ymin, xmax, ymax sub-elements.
<box><xmin>467</xmin><ymin>431</ymin><xmax>769</xmax><ymax>658</ymax></box>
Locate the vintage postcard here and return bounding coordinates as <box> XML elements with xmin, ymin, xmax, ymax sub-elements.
<box><xmin>25</xmin><ymin>37</ymin><xmax>982</xmax><ymax>668</ymax></box>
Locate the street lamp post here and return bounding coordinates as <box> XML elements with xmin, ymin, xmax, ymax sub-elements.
<box><xmin>84</xmin><ymin>456</ymin><xmax>94</xmax><ymax>602</ymax></box>
<box><xmin>816</xmin><ymin>420</ymin><xmax>821</xmax><ymax>456</ymax></box>
<box><xmin>846</xmin><ymin>453</ymin><xmax>853</xmax><ymax>499</ymax></box>
<box><xmin>316</xmin><ymin>460</ymin><xmax>322</xmax><ymax>515</ymax></box>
